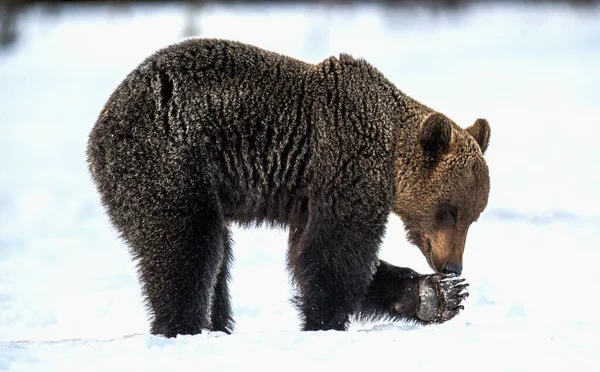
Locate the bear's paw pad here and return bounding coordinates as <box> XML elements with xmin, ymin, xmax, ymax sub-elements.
<box><xmin>416</xmin><ymin>274</ymin><xmax>469</xmax><ymax>324</ymax></box>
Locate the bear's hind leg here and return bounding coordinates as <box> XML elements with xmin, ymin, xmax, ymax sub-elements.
<box><xmin>208</xmin><ymin>227</ymin><xmax>235</xmax><ymax>334</ymax></box>
<box><xmin>130</xmin><ymin>205</ymin><xmax>227</xmax><ymax>338</ymax></box>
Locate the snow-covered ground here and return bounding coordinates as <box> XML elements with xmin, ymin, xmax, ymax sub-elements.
<box><xmin>1</xmin><ymin>2</ymin><xmax>599</xmax><ymax>371</ymax></box>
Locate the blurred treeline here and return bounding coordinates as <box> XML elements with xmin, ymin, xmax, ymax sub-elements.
<box><xmin>1</xmin><ymin>0</ymin><xmax>599</xmax><ymax>50</ymax></box>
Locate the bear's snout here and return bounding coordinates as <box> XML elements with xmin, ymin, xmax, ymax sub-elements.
<box><xmin>424</xmin><ymin>228</ymin><xmax>467</xmax><ymax>275</ymax></box>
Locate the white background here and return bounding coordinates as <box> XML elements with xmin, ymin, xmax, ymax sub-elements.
<box><xmin>0</xmin><ymin>2</ymin><xmax>598</xmax><ymax>371</ymax></box>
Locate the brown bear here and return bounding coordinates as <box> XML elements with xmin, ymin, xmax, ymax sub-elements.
<box><xmin>86</xmin><ymin>38</ymin><xmax>490</xmax><ymax>338</ymax></box>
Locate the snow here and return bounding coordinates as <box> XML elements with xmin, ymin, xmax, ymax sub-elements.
<box><xmin>1</xmin><ymin>2</ymin><xmax>599</xmax><ymax>371</ymax></box>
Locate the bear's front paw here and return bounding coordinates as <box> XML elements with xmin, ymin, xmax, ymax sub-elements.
<box><xmin>416</xmin><ymin>274</ymin><xmax>469</xmax><ymax>324</ymax></box>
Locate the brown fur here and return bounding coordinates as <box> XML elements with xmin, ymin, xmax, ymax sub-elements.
<box><xmin>86</xmin><ymin>38</ymin><xmax>490</xmax><ymax>336</ymax></box>
<box><xmin>394</xmin><ymin>112</ymin><xmax>491</xmax><ymax>273</ymax></box>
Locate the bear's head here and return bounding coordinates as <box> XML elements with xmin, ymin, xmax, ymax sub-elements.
<box><xmin>394</xmin><ymin>112</ymin><xmax>491</xmax><ymax>276</ymax></box>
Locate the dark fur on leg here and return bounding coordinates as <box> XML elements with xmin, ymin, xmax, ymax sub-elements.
<box><xmin>289</xmin><ymin>212</ymin><xmax>385</xmax><ymax>332</ymax></box>
<box><xmin>209</xmin><ymin>228</ymin><xmax>235</xmax><ymax>334</ymax></box>
<box><xmin>135</xmin><ymin>209</ymin><xmax>227</xmax><ymax>338</ymax></box>
<box><xmin>354</xmin><ymin>260</ymin><xmax>421</xmax><ymax>324</ymax></box>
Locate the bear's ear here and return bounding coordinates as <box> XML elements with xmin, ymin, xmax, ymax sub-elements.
<box><xmin>466</xmin><ymin>118</ymin><xmax>491</xmax><ymax>154</ymax></box>
<box><xmin>418</xmin><ymin>113</ymin><xmax>452</xmax><ymax>158</ymax></box>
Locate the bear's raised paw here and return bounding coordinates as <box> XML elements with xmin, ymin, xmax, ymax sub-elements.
<box><xmin>416</xmin><ymin>274</ymin><xmax>469</xmax><ymax>324</ymax></box>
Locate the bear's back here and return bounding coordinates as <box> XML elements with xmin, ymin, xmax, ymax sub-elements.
<box><xmin>90</xmin><ymin>39</ymin><xmax>319</xmax><ymax>226</ymax></box>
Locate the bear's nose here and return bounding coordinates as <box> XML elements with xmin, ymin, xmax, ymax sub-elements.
<box><xmin>443</xmin><ymin>262</ymin><xmax>462</xmax><ymax>276</ymax></box>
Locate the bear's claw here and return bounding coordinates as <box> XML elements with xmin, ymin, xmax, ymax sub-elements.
<box><xmin>416</xmin><ymin>273</ymin><xmax>469</xmax><ymax>324</ymax></box>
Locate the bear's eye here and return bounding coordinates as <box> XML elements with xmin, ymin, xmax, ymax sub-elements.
<box><xmin>437</xmin><ymin>208</ymin><xmax>457</xmax><ymax>227</ymax></box>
